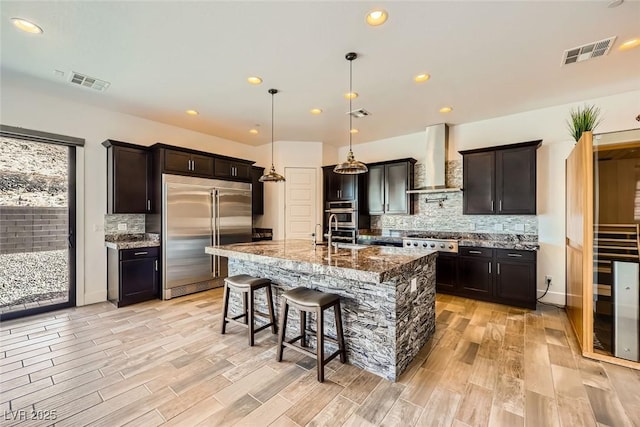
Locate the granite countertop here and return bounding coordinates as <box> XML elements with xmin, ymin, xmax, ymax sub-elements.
<box><xmin>358</xmin><ymin>229</ymin><xmax>539</xmax><ymax>251</ymax></box>
<box><xmin>205</xmin><ymin>239</ymin><xmax>437</xmax><ymax>283</ymax></box>
<box><xmin>104</xmin><ymin>233</ymin><xmax>161</xmax><ymax>250</ymax></box>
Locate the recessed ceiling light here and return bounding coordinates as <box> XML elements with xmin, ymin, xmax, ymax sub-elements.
<box><xmin>366</xmin><ymin>9</ymin><xmax>388</xmax><ymax>26</ymax></box>
<box><xmin>608</xmin><ymin>0</ymin><xmax>624</xmax><ymax>7</ymax></box>
<box><xmin>350</xmin><ymin>129</ymin><xmax>359</xmax><ymax>134</ymax></box>
<box><xmin>185</xmin><ymin>109</ymin><xmax>199</xmax><ymax>116</ymax></box>
<box><xmin>249</xmin><ymin>129</ymin><xmax>259</xmax><ymax>135</ymax></box>
<box><xmin>619</xmin><ymin>38</ymin><xmax>640</xmax><ymax>50</ymax></box>
<box><xmin>11</xmin><ymin>18</ymin><xmax>43</xmax><ymax>34</ymax></box>
<box><xmin>247</xmin><ymin>76</ymin><xmax>263</xmax><ymax>85</ymax></box>
<box><xmin>344</xmin><ymin>92</ymin><xmax>359</xmax><ymax>99</ymax></box>
<box><xmin>414</xmin><ymin>73</ymin><xmax>430</xmax><ymax>83</ymax></box>
<box><xmin>439</xmin><ymin>107</ymin><xmax>453</xmax><ymax>113</ymax></box>
<box><xmin>310</xmin><ymin>108</ymin><xmax>323</xmax><ymax>115</ymax></box>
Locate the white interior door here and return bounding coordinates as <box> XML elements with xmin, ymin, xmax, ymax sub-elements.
<box><xmin>285</xmin><ymin>167</ymin><xmax>317</xmax><ymax>240</ymax></box>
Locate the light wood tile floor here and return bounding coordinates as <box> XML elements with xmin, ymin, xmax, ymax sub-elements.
<box><xmin>1</xmin><ymin>289</ymin><xmax>639</xmax><ymax>426</ymax></box>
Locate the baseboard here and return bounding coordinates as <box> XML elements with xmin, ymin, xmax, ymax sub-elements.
<box><xmin>537</xmin><ymin>289</ymin><xmax>565</xmax><ymax>307</ymax></box>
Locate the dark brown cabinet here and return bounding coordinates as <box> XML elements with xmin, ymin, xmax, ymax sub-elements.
<box><xmin>107</xmin><ymin>247</ymin><xmax>159</xmax><ymax>307</ymax></box>
<box><xmin>323</xmin><ymin>167</ymin><xmax>356</xmax><ymax>201</ymax></box>
<box><xmin>214</xmin><ymin>158</ymin><xmax>251</xmax><ymax>181</ymax></box>
<box><xmin>163</xmin><ymin>148</ymin><xmax>214</xmax><ymax>177</ymax></box>
<box><xmin>103</xmin><ymin>140</ymin><xmax>152</xmax><ymax>214</ymax></box>
<box><xmin>251</xmin><ymin>166</ymin><xmax>265</xmax><ymax>215</ymax></box>
<box><xmin>437</xmin><ymin>247</ymin><xmax>536</xmax><ymax>309</ymax></box>
<box><xmin>366</xmin><ymin>159</ymin><xmax>416</xmax><ymax>215</ymax></box>
<box><xmin>458</xmin><ymin>247</ymin><xmax>494</xmax><ymax>298</ymax></box>
<box><xmin>460</xmin><ymin>140</ymin><xmax>541</xmax><ymax>215</ymax></box>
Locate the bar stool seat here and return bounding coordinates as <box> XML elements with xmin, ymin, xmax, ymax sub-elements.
<box><xmin>221</xmin><ymin>274</ymin><xmax>276</xmax><ymax>346</ymax></box>
<box><xmin>276</xmin><ymin>287</ymin><xmax>346</xmax><ymax>382</ymax></box>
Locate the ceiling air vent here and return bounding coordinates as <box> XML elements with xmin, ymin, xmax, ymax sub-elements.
<box><xmin>69</xmin><ymin>72</ymin><xmax>111</xmax><ymax>92</ymax></box>
<box><xmin>348</xmin><ymin>108</ymin><xmax>370</xmax><ymax>118</ymax></box>
<box><xmin>562</xmin><ymin>36</ymin><xmax>616</xmax><ymax>65</ymax></box>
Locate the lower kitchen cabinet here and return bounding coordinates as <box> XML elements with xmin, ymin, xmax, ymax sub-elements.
<box><xmin>107</xmin><ymin>247</ymin><xmax>159</xmax><ymax>307</ymax></box>
<box><xmin>436</xmin><ymin>247</ymin><xmax>536</xmax><ymax>309</ymax></box>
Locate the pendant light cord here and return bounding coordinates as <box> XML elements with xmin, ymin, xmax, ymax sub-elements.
<box><xmin>349</xmin><ymin>57</ymin><xmax>353</xmax><ymax>151</ymax></box>
<box><xmin>271</xmin><ymin>90</ymin><xmax>275</xmax><ymax>167</ymax></box>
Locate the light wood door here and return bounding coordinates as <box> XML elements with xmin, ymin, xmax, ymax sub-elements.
<box><xmin>565</xmin><ymin>131</ymin><xmax>594</xmax><ymax>352</ymax></box>
<box><xmin>285</xmin><ymin>167</ymin><xmax>317</xmax><ymax>240</ymax></box>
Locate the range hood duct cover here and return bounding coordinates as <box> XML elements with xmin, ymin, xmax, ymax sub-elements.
<box><xmin>407</xmin><ymin>123</ymin><xmax>460</xmax><ymax>194</ymax></box>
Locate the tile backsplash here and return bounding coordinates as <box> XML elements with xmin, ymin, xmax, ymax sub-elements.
<box><xmin>104</xmin><ymin>214</ymin><xmax>146</xmax><ymax>234</ymax></box>
<box><xmin>371</xmin><ymin>160</ymin><xmax>538</xmax><ymax>235</ymax></box>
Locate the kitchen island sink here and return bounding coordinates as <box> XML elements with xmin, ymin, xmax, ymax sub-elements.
<box><xmin>206</xmin><ymin>239</ymin><xmax>437</xmax><ymax>381</ymax></box>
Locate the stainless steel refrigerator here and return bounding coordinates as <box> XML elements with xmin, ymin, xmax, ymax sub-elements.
<box><xmin>162</xmin><ymin>174</ymin><xmax>252</xmax><ymax>300</ymax></box>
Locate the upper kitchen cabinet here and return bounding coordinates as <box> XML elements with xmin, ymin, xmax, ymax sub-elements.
<box><xmin>323</xmin><ymin>166</ymin><xmax>356</xmax><ymax>201</ymax></box>
<box><xmin>460</xmin><ymin>140</ymin><xmax>541</xmax><ymax>215</ymax></box>
<box><xmin>103</xmin><ymin>140</ymin><xmax>152</xmax><ymax>214</ymax></box>
<box><xmin>251</xmin><ymin>166</ymin><xmax>265</xmax><ymax>215</ymax></box>
<box><xmin>367</xmin><ymin>159</ymin><xmax>416</xmax><ymax>215</ymax></box>
<box><xmin>214</xmin><ymin>157</ymin><xmax>252</xmax><ymax>181</ymax></box>
<box><xmin>161</xmin><ymin>148</ymin><xmax>214</xmax><ymax>177</ymax></box>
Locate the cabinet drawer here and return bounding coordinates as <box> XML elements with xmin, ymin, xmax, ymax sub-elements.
<box><xmin>120</xmin><ymin>247</ymin><xmax>159</xmax><ymax>261</ymax></box>
<box><xmin>495</xmin><ymin>249</ymin><xmax>535</xmax><ymax>262</ymax></box>
<box><xmin>459</xmin><ymin>247</ymin><xmax>494</xmax><ymax>258</ymax></box>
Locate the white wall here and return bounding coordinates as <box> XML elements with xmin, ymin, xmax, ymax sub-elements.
<box><xmin>1</xmin><ymin>80</ymin><xmax>260</xmax><ymax>306</ymax></box>
<box><xmin>338</xmin><ymin>90</ymin><xmax>640</xmax><ymax>305</ymax></box>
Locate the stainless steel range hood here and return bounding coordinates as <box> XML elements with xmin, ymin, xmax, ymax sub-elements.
<box><xmin>406</xmin><ymin>123</ymin><xmax>460</xmax><ymax>194</ymax></box>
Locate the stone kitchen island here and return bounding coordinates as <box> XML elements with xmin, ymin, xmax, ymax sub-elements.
<box><xmin>205</xmin><ymin>240</ymin><xmax>438</xmax><ymax>381</ymax></box>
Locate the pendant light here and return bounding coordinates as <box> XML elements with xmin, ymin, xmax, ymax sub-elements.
<box><xmin>259</xmin><ymin>88</ymin><xmax>286</xmax><ymax>182</ymax></box>
<box><xmin>334</xmin><ymin>52</ymin><xmax>368</xmax><ymax>175</ymax></box>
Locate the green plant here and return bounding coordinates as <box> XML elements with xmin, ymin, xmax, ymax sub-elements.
<box><xmin>567</xmin><ymin>104</ymin><xmax>601</xmax><ymax>142</ymax></box>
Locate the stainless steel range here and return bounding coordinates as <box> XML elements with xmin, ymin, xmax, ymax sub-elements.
<box><xmin>402</xmin><ymin>236</ymin><xmax>459</xmax><ymax>253</ymax></box>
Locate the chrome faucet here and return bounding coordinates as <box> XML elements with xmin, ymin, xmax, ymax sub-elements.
<box><xmin>327</xmin><ymin>214</ymin><xmax>339</xmax><ymax>253</ymax></box>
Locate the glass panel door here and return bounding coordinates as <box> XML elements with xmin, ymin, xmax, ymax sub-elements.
<box><xmin>0</xmin><ymin>136</ymin><xmax>75</xmax><ymax>320</ymax></box>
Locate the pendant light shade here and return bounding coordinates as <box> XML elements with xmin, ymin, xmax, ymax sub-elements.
<box><xmin>334</xmin><ymin>52</ymin><xmax>368</xmax><ymax>175</ymax></box>
<box><xmin>259</xmin><ymin>88</ymin><xmax>286</xmax><ymax>183</ymax></box>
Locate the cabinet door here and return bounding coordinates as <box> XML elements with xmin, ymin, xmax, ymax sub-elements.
<box><xmin>385</xmin><ymin>162</ymin><xmax>410</xmax><ymax>214</ymax></box>
<box><xmin>192</xmin><ymin>154</ymin><xmax>214</xmax><ymax>177</ymax></box>
<box><xmin>324</xmin><ymin>169</ymin><xmax>340</xmax><ymax>201</ymax></box>
<box><xmin>112</xmin><ymin>146</ymin><xmax>149</xmax><ymax>213</ymax></box>
<box><xmin>458</xmin><ymin>256</ymin><xmax>493</xmax><ymax>297</ymax></box>
<box><xmin>367</xmin><ymin>165</ymin><xmax>385</xmax><ymax>214</ymax></box>
<box><xmin>495</xmin><ymin>260</ymin><xmax>535</xmax><ymax>308</ymax></box>
<box><xmin>251</xmin><ymin>166</ymin><xmax>264</xmax><ymax>215</ymax></box>
<box><xmin>233</xmin><ymin>163</ymin><xmax>251</xmax><ymax>180</ymax></box>
<box><xmin>463</xmin><ymin>151</ymin><xmax>495</xmax><ymax>214</ymax></box>
<box><xmin>214</xmin><ymin>158</ymin><xmax>232</xmax><ymax>178</ymax></box>
<box><xmin>436</xmin><ymin>253</ymin><xmax>458</xmax><ymax>292</ymax></box>
<box><xmin>496</xmin><ymin>146</ymin><xmax>536</xmax><ymax>214</ymax></box>
<box><xmin>339</xmin><ymin>175</ymin><xmax>356</xmax><ymax>200</ymax></box>
<box><xmin>119</xmin><ymin>257</ymin><xmax>158</xmax><ymax>306</ymax></box>
<box><xmin>164</xmin><ymin>149</ymin><xmax>192</xmax><ymax>174</ymax></box>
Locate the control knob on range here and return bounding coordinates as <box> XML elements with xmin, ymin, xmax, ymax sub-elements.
<box><xmin>430</xmin><ymin>243</ymin><xmax>436</xmax><ymax>248</ymax></box>
<box><xmin>449</xmin><ymin>244</ymin><xmax>454</xmax><ymax>249</ymax></box>
<box><xmin>413</xmin><ymin>242</ymin><xmax>418</xmax><ymax>247</ymax></box>
<box><xmin>405</xmin><ymin>242</ymin><xmax>411</xmax><ymax>247</ymax></box>
<box><xmin>440</xmin><ymin>244</ymin><xmax>445</xmax><ymax>248</ymax></box>
<box><xmin>422</xmin><ymin>242</ymin><xmax>428</xmax><ymax>247</ymax></box>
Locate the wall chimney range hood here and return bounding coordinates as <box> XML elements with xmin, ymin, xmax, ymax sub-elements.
<box><xmin>406</xmin><ymin>123</ymin><xmax>461</xmax><ymax>194</ymax></box>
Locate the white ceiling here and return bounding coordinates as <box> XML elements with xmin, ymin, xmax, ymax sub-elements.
<box><xmin>1</xmin><ymin>1</ymin><xmax>639</xmax><ymax>147</ymax></box>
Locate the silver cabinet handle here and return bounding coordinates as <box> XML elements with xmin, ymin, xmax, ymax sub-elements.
<box><xmin>134</xmin><ymin>251</ymin><xmax>148</xmax><ymax>255</ymax></box>
<box><xmin>155</xmin><ymin>260</ymin><xmax>158</xmax><ymax>271</ymax></box>
<box><xmin>499</xmin><ymin>200</ymin><xmax>503</xmax><ymax>212</ymax></box>
<box><xmin>507</xmin><ymin>253</ymin><xmax>522</xmax><ymax>257</ymax></box>
<box><xmin>491</xmin><ymin>200</ymin><xmax>494</xmax><ymax>211</ymax></box>
<box><xmin>497</xmin><ymin>262</ymin><xmax>501</xmax><ymax>275</ymax></box>
<box><xmin>488</xmin><ymin>262</ymin><xmax>491</xmax><ymax>274</ymax></box>
<box><xmin>147</xmin><ymin>200</ymin><xmax>151</xmax><ymax>211</ymax></box>
<box><xmin>469</xmin><ymin>250</ymin><xmax>482</xmax><ymax>254</ymax></box>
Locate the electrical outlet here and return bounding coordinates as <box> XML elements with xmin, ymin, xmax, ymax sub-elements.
<box><xmin>117</xmin><ymin>223</ymin><xmax>127</xmax><ymax>231</ymax></box>
<box><xmin>514</xmin><ymin>223</ymin><xmax>525</xmax><ymax>232</ymax></box>
<box><xmin>469</xmin><ymin>223</ymin><xmax>476</xmax><ymax>231</ymax></box>
<box><xmin>545</xmin><ymin>275</ymin><xmax>552</xmax><ymax>285</ymax></box>
<box><xmin>410</xmin><ymin>278</ymin><xmax>417</xmax><ymax>292</ymax></box>
<box><xmin>494</xmin><ymin>223</ymin><xmax>504</xmax><ymax>231</ymax></box>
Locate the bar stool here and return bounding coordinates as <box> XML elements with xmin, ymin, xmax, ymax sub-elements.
<box><xmin>276</xmin><ymin>287</ymin><xmax>346</xmax><ymax>382</ymax></box>
<box><xmin>221</xmin><ymin>274</ymin><xmax>277</xmax><ymax>346</ymax></box>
